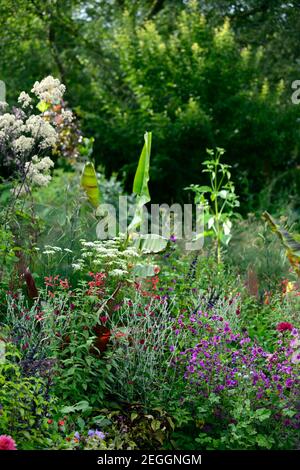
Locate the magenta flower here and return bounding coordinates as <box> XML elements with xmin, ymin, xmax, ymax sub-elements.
<box><xmin>277</xmin><ymin>322</ymin><xmax>293</xmax><ymax>332</ymax></box>
<box><xmin>0</xmin><ymin>435</ymin><xmax>17</xmax><ymax>450</ymax></box>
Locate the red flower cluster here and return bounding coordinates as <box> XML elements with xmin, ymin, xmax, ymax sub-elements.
<box><xmin>135</xmin><ymin>274</ymin><xmax>161</xmax><ymax>298</ymax></box>
<box><xmin>276</xmin><ymin>322</ymin><xmax>293</xmax><ymax>332</ymax></box>
<box><xmin>44</xmin><ymin>275</ymin><xmax>71</xmax><ymax>297</ymax></box>
<box><xmin>87</xmin><ymin>272</ymin><xmax>106</xmax><ymax>296</ymax></box>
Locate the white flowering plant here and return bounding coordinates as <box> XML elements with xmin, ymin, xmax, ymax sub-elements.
<box><xmin>0</xmin><ymin>75</ymin><xmax>82</xmax><ymax>200</ymax></box>
<box><xmin>72</xmin><ymin>238</ymin><xmax>140</xmax><ymax>284</ymax></box>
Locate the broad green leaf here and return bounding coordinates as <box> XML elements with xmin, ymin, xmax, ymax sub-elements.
<box><xmin>81</xmin><ymin>162</ymin><xmax>101</xmax><ymax>208</ymax></box>
<box><xmin>138</xmin><ymin>234</ymin><xmax>168</xmax><ymax>253</ymax></box>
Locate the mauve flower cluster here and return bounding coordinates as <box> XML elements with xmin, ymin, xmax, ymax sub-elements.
<box><xmin>171</xmin><ymin>306</ymin><xmax>300</xmax><ymax>429</ymax></box>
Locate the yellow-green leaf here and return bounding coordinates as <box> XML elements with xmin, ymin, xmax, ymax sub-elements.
<box><xmin>81</xmin><ymin>162</ymin><xmax>100</xmax><ymax>208</ymax></box>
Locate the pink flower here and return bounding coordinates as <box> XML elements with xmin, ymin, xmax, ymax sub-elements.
<box><xmin>276</xmin><ymin>322</ymin><xmax>293</xmax><ymax>332</ymax></box>
<box><xmin>0</xmin><ymin>435</ymin><xmax>17</xmax><ymax>450</ymax></box>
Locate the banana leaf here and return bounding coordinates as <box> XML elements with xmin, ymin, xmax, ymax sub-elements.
<box><xmin>133</xmin><ymin>131</ymin><xmax>152</xmax><ymax>202</ymax></box>
<box><xmin>81</xmin><ymin>162</ymin><xmax>100</xmax><ymax>208</ymax></box>
<box><xmin>263</xmin><ymin>211</ymin><xmax>300</xmax><ymax>275</ymax></box>
<box><xmin>127</xmin><ymin>132</ymin><xmax>152</xmax><ymax>233</ymax></box>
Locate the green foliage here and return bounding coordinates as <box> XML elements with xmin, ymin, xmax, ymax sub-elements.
<box><xmin>0</xmin><ymin>344</ymin><xmax>59</xmax><ymax>449</ymax></box>
<box><xmin>1</xmin><ymin>1</ymin><xmax>299</xmax><ymax>208</ymax></box>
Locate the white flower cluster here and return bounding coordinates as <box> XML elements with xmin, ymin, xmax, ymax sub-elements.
<box><xmin>18</xmin><ymin>91</ymin><xmax>32</xmax><ymax>108</ymax></box>
<box><xmin>26</xmin><ymin>115</ymin><xmax>57</xmax><ymax>148</ymax></box>
<box><xmin>12</xmin><ymin>136</ymin><xmax>34</xmax><ymax>154</ymax></box>
<box><xmin>42</xmin><ymin>246</ymin><xmax>73</xmax><ymax>256</ymax></box>
<box><xmin>24</xmin><ymin>155</ymin><xmax>54</xmax><ymax>188</ymax></box>
<box><xmin>0</xmin><ymin>111</ymin><xmax>58</xmax><ymax>153</ymax></box>
<box><xmin>0</xmin><ymin>113</ymin><xmax>25</xmax><ymax>141</ymax></box>
<box><xmin>61</xmin><ymin>109</ymin><xmax>73</xmax><ymax>123</ymax></box>
<box><xmin>31</xmin><ymin>76</ymin><xmax>66</xmax><ymax>104</ymax></box>
<box><xmin>71</xmin><ymin>238</ymin><xmax>140</xmax><ymax>278</ymax></box>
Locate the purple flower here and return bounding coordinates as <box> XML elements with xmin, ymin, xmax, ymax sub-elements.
<box><xmin>170</xmin><ymin>234</ymin><xmax>177</xmax><ymax>242</ymax></box>
<box><xmin>95</xmin><ymin>430</ymin><xmax>105</xmax><ymax>440</ymax></box>
<box><xmin>169</xmin><ymin>345</ymin><xmax>175</xmax><ymax>352</ymax></box>
<box><xmin>74</xmin><ymin>432</ymin><xmax>80</xmax><ymax>440</ymax></box>
<box><xmin>285</xmin><ymin>378</ymin><xmax>294</xmax><ymax>388</ymax></box>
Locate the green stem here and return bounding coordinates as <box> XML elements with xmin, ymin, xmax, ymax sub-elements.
<box><xmin>213</xmin><ymin>157</ymin><xmax>221</xmax><ymax>264</ymax></box>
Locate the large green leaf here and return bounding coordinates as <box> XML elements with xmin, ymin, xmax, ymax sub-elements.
<box><xmin>127</xmin><ymin>132</ymin><xmax>152</xmax><ymax>234</ymax></box>
<box><xmin>263</xmin><ymin>211</ymin><xmax>300</xmax><ymax>274</ymax></box>
<box><xmin>81</xmin><ymin>162</ymin><xmax>101</xmax><ymax>208</ymax></box>
<box><xmin>138</xmin><ymin>234</ymin><xmax>168</xmax><ymax>253</ymax></box>
<box><xmin>133</xmin><ymin>131</ymin><xmax>152</xmax><ymax>204</ymax></box>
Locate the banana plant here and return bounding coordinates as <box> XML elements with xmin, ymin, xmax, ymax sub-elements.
<box><xmin>126</xmin><ymin>132</ymin><xmax>168</xmax><ymax>255</ymax></box>
<box><xmin>263</xmin><ymin>211</ymin><xmax>300</xmax><ymax>275</ymax></box>
<box><xmin>127</xmin><ymin>131</ymin><xmax>152</xmax><ymax>234</ymax></box>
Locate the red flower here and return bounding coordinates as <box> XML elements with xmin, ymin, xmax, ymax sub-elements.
<box><xmin>276</xmin><ymin>322</ymin><xmax>293</xmax><ymax>332</ymax></box>
<box><xmin>0</xmin><ymin>435</ymin><xmax>17</xmax><ymax>450</ymax></box>
<box><xmin>47</xmin><ymin>419</ymin><xmax>53</xmax><ymax>424</ymax></box>
<box><xmin>87</xmin><ymin>272</ymin><xmax>106</xmax><ymax>296</ymax></box>
<box><xmin>58</xmin><ymin>420</ymin><xmax>65</xmax><ymax>426</ymax></box>
<box><xmin>59</xmin><ymin>278</ymin><xmax>70</xmax><ymax>289</ymax></box>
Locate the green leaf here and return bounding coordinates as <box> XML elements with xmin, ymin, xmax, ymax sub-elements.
<box><xmin>133</xmin><ymin>131</ymin><xmax>152</xmax><ymax>202</ymax></box>
<box><xmin>197</xmin><ymin>186</ymin><xmax>212</xmax><ymax>193</ymax></box>
<box><xmin>81</xmin><ymin>162</ymin><xmax>101</xmax><ymax>208</ymax></box>
<box><xmin>127</xmin><ymin>132</ymin><xmax>152</xmax><ymax>234</ymax></box>
<box><xmin>254</xmin><ymin>408</ymin><xmax>271</xmax><ymax>422</ymax></box>
<box><xmin>60</xmin><ymin>405</ymin><xmax>76</xmax><ymax>414</ymax></box>
<box><xmin>218</xmin><ymin>190</ymin><xmax>228</xmax><ymax>199</ymax></box>
<box><xmin>138</xmin><ymin>234</ymin><xmax>168</xmax><ymax>253</ymax></box>
<box><xmin>131</xmin><ymin>412</ymin><xmax>138</xmax><ymax>422</ymax></box>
